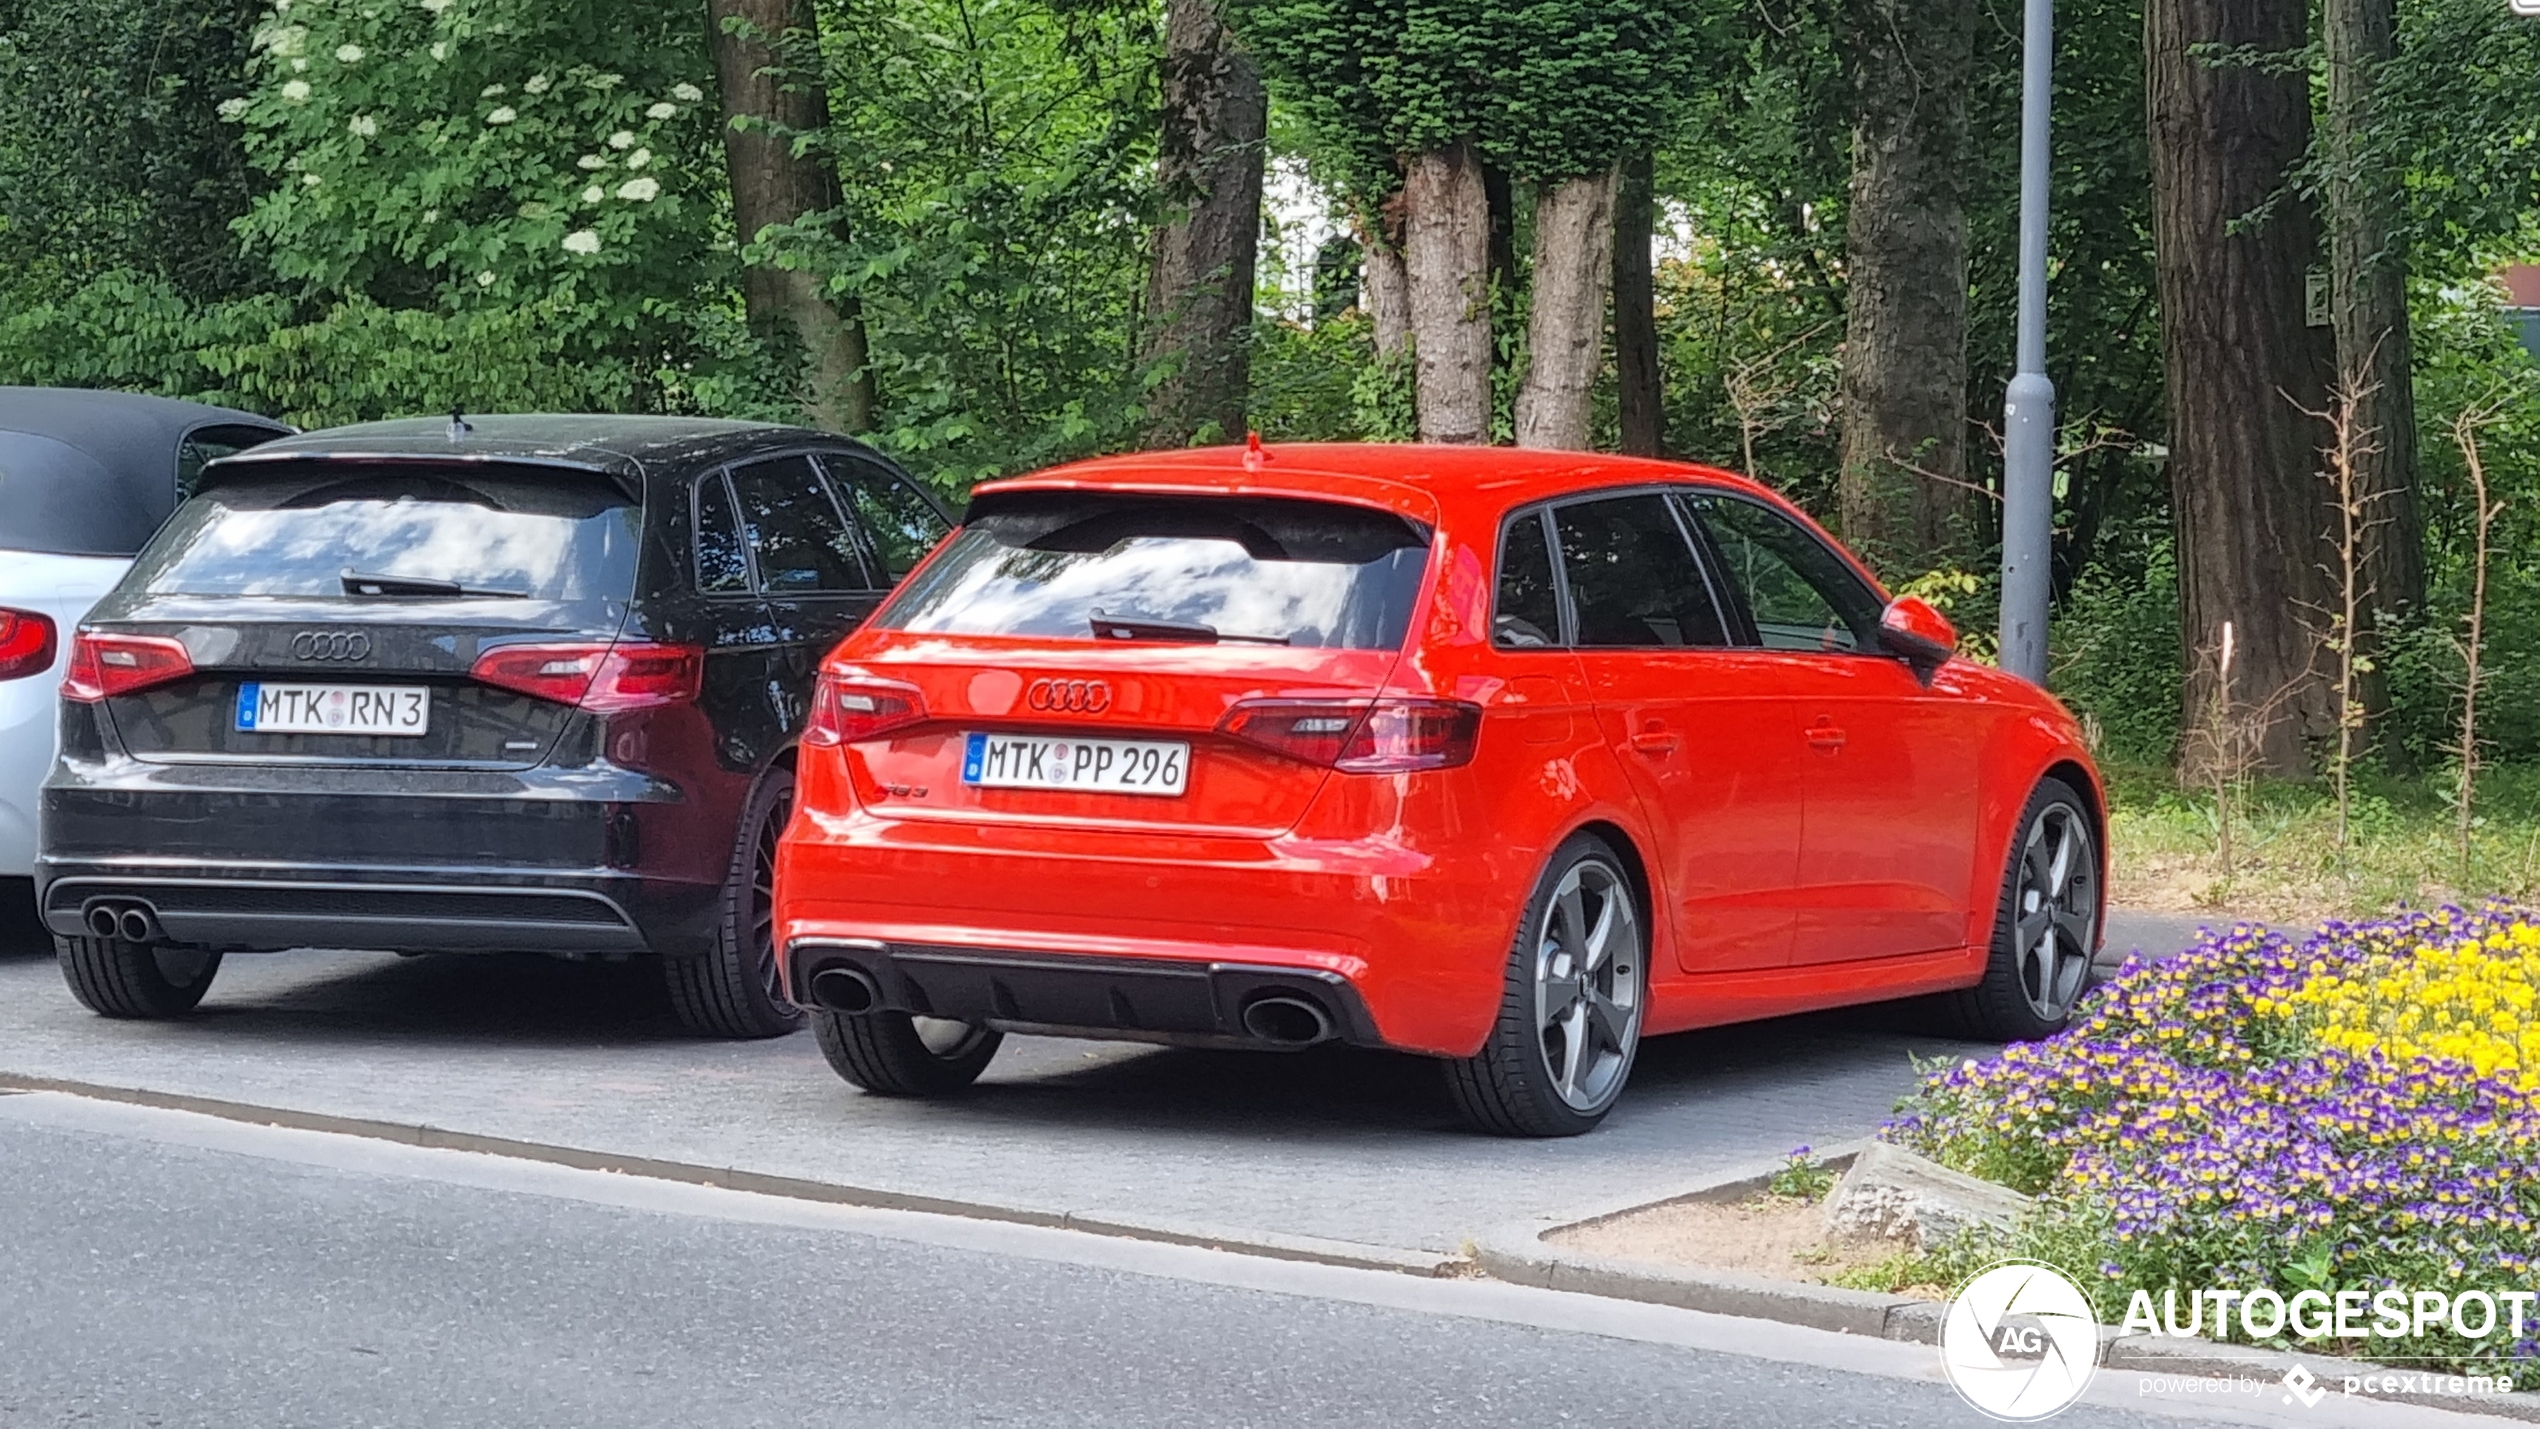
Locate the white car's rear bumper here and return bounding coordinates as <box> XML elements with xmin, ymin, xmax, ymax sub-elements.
<box><xmin>0</xmin><ymin>550</ymin><xmax>130</xmax><ymax>878</ymax></box>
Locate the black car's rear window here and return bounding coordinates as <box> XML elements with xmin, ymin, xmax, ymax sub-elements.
<box><xmin>875</xmin><ymin>492</ymin><xmax>1433</xmax><ymax>650</ymax></box>
<box><xmin>127</xmin><ymin>464</ymin><xmax>640</xmax><ymax>601</ymax></box>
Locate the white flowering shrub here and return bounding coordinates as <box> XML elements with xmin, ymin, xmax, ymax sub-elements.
<box><xmin>227</xmin><ymin>0</ymin><xmax>719</xmax><ymax>308</ymax></box>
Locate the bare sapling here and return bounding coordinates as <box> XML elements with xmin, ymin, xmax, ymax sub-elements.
<box><xmin>2452</xmin><ymin>398</ymin><xmax>2508</xmax><ymax>883</ymax></box>
<box><xmin>2184</xmin><ymin>619</ymin><xmax>2294</xmax><ymax>882</ymax></box>
<box><xmin>2297</xmin><ymin>367</ymin><xmax>2385</xmax><ymax>865</ymax></box>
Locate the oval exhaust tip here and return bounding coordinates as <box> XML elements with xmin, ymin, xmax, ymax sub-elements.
<box><xmin>118</xmin><ymin>908</ymin><xmax>156</xmax><ymax>943</ymax></box>
<box><xmin>808</xmin><ymin>966</ymin><xmax>881</xmax><ymax>1015</ymax></box>
<box><xmin>1240</xmin><ymin>995</ymin><xmax>1333</xmax><ymax>1046</ymax></box>
<box><xmin>86</xmin><ymin>906</ymin><xmax>121</xmax><ymax>939</ymax></box>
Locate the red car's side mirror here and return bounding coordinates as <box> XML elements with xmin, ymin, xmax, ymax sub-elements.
<box><xmin>1878</xmin><ymin>596</ymin><xmax>1958</xmax><ymax>679</ymax></box>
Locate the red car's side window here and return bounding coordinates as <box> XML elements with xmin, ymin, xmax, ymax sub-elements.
<box><xmin>1551</xmin><ymin>494</ymin><xmax>1733</xmax><ymax>650</ymax></box>
<box><xmin>1684</xmin><ymin>494</ymin><xmax>1886</xmax><ymax>655</ymax></box>
<box><xmin>1492</xmin><ymin>510</ymin><xmax>1563</xmax><ymax>649</ymax></box>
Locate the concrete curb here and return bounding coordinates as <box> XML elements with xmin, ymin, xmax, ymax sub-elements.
<box><xmin>1479</xmin><ymin>1152</ymin><xmax>2540</xmax><ymax>1422</ymax></box>
<box><xmin>1472</xmin><ymin>1142</ymin><xmax>1945</xmax><ymax>1343</ymax></box>
<box><xmin>0</xmin><ymin>1071</ymin><xmax>1458</xmax><ymax>1279</ymax></box>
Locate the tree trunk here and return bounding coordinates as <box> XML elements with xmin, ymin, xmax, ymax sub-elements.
<box><xmin>2149</xmin><ymin>0</ymin><xmax>2335</xmax><ymax>777</ymax></box>
<box><xmin>1141</xmin><ymin>0</ymin><xmax>1266</xmax><ymax>448</ymax></box>
<box><xmin>1515</xmin><ymin>166</ymin><xmax>1619</xmax><ymax>451</ymax></box>
<box><xmin>1403</xmin><ymin>141</ymin><xmax>1492</xmax><ymax>445</ymax></box>
<box><xmin>1363</xmin><ymin>236</ymin><xmax>1410</xmax><ymax>359</ymax></box>
<box><xmin>1836</xmin><ymin>0</ymin><xmax>1978</xmax><ymax>577</ymax></box>
<box><xmin>1358</xmin><ymin>195</ymin><xmax>1411</xmax><ymax>359</ymax></box>
<box><xmin>708</xmin><ymin>0</ymin><xmax>873</xmax><ymax>433</ymax></box>
<box><xmin>1613</xmin><ymin>152</ymin><xmax>1663</xmax><ymax>457</ymax></box>
<box><xmin>2324</xmin><ymin>0</ymin><xmax>2424</xmax><ymax>650</ymax></box>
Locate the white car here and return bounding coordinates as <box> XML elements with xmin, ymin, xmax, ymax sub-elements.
<box><xmin>0</xmin><ymin>389</ymin><xmax>288</xmax><ymax>918</ymax></box>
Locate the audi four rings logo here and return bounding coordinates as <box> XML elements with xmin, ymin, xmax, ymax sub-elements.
<box><xmin>290</xmin><ymin>631</ymin><xmax>373</xmax><ymax>661</ymax></box>
<box><xmin>1026</xmin><ymin>677</ymin><xmax>1111</xmax><ymax>714</ymax></box>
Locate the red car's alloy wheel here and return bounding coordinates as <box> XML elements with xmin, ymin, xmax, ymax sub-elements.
<box><xmin>2013</xmin><ymin>799</ymin><xmax>2098</xmax><ymax>1023</ymax></box>
<box><xmin>1534</xmin><ymin>857</ymin><xmax>1643</xmax><ymax>1114</ymax></box>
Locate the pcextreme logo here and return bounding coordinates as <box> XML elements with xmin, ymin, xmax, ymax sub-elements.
<box><xmin>1940</xmin><ymin>1261</ymin><xmax>2102</xmax><ymax>1421</ymax></box>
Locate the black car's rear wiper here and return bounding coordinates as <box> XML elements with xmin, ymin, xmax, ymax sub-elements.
<box><xmin>1089</xmin><ymin>613</ymin><xmax>1290</xmax><ymax>646</ymax></box>
<box><xmin>340</xmin><ymin>569</ymin><xmax>529</xmax><ymax>599</ymax></box>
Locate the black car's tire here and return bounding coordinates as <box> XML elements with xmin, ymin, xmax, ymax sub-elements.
<box><xmin>665</xmin><ymin>767</ymin><xmax>807</xmax><ymax>1040</ymax></box>
<box><xmin>1940</xmin><ymin>775</ymin><xmax>2103</xmax><ymax>1043</ymax></box>
<box><xmin>56</xmin><ymin>935</ymin><xmax>222</xmax><ymax>1018</ymax></box>
<box><xmin>812</xmin><ymin>1008</ymin><xmax>1003</xmax><ymax>1097</ymax></box>
<box><xmin>1445</xmin><ymin>833</ymin><xmax>1647</xmax><ymax>1138</ymax></box>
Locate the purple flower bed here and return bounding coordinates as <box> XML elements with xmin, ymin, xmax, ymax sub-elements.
<box><xmin>1885</xmin><ymin>906</ymin><xmax>2540</xmax><ymax>1368</ymax></box>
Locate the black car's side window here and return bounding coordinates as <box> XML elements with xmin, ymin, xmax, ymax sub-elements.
<box><xmin>693</xmin><ymin>472</ymin><xmax>753</xmax><ymax>595</ymax></box>
<box><xmin>820</xmin><ymin>455</ymin><xmax>949</xmax><ymax>585</ymax></box>
<box><xmin>728</xmin><ymin>455</ymin><xmax>865</xmax><ymax>593</ymax></box>
<box><xmin>1493</xmin><ymin>509</ymin><xmax>1564</xmax><ymax>649</ymax></box>
<box><xmin>1684</xmin><ymin>493</ymin><xmax>1886</xmax><ymax>654</ymax></box>
<box><xmin>1551</xmin><ymin>493</ymin><xmax>1732</xmax><ymax>649</ymax></box>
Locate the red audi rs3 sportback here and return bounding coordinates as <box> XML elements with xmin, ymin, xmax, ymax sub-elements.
<box><xmin>774</xmin><ymin>445</ymin><xmax>2104</xmax><ymax>1136</ymax></box>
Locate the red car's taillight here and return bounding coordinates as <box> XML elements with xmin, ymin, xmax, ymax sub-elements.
<box><xmin>61</xmin><ymin>631</ymin><xmax>193</xmax><ymax>702</ymax></box>
<box><xmin>803</xmin><ymin>675</ymin><xmax>927</xmax><ymax>747</ymax></box>
<box><xmin>470</xmin><ymin>641</ymin><xmax>704</xmax><ymax>712</ymax></box>
<box><xmin>0</xmin><ymin>608</ymin><xmax>57</xmax><ymax>682</ymax></box>
<box><xmin>1217</xmin><ymin>698</ymin><xmax>1482</xmax><ymax>773</ymax></box>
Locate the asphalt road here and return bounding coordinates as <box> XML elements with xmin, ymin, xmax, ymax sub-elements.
<box><xmin>1</xmin><ymin>1090</ymin><xmax>2473</xmax><ymax>1429</ymax></box>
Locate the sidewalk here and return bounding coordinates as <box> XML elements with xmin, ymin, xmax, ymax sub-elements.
<box><xmin>0</xmin><ymin>909</ymin><xmax>2214</xmax><ymax>1261</ymax></box>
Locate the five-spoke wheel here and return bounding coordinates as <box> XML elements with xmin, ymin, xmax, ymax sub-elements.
<box><xmin>1448</xmin><ymin>835</ymin><xmax>1646</xmax><ymax>1136</ymax></box>
<box><xmin>1948</xmin><ymin>776</ymin><xmax>2102</xmax><ymax>1041</ymax></box>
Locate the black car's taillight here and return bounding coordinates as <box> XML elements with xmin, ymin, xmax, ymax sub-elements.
<box><xmin>470</xmin><ymin>641</ymin><xmax>704</xmax><ymax>712</ymax></box>
<box><xmin>61</xmin><ymin>630</ymin><xmax>193</xmax><ymax>702</ymax></box>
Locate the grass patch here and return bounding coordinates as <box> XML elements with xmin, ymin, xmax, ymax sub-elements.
<box><xmin>2104</xmin><ymin>760</ymin><xmax>2540</xmax><ymax>921</ymax></box>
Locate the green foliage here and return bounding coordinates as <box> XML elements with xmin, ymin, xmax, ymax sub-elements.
<box><xmin>2382</xmin><ymin>0</ymin><xmax>2540</xmax><ymax>280</ymax></box>
<box><xmin>1767</xmin><ymin>1145</ymin><xmax>1836</xmax><ymax>1201</ymax></box>
<box><xmin>786</xmin><ymin>0</ymin><xmax>1163</xmax><ymax>487</ymax></box>
<box><xmin>1248</xmin><ymin>314</ymin><xmax>1375</xmax><ymax>442</ymax></box>
<box><xmin>0</xmin><ymin>0</ymin><xmax>268</xmax><ymax>300</ymax></box>
<box><xmin>227</xmin><ymin>0</ymin><xmax>724</xmax><ymax>318</ymax></box>
<box><xmin>2053</xmin><ymin>543</ymin><xmax>2184</xmax><ymax>766</ymax></box>
<box><xmin>1232</xmin><ymin>0</ymin><xmax>1724</xmax><ymax>194</ymax></box>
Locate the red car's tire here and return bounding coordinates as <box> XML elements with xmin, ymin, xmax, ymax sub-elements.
<box><xmin>57</xmin><ymin>934</ymin><xmax>221</xmax><ymax>1018</ymax></box>
<box><xmin>1445</xmin><ymin>833</ymin><xmax>1647</xmax><ymax>1138</ymax></box>
<box><xmin>1942</xmin><ymin>776</ymin><xmax>2102</xmax><ymax>1042</ymax></box>
<box><xmin>812</xmin><ymin>1008</ymin><xmax>1003</xmax><ymax>1096</ymax></box>
<box><xmin>665</xmin><ymin>767</ymin><xmax>807</xmax><ymax>1040</ymax></box>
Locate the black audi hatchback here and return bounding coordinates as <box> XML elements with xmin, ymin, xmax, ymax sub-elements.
<box><xmin>37</xmin><ymin>414</ymin><xmax>951</xmax><ymax>1037</ymax></box>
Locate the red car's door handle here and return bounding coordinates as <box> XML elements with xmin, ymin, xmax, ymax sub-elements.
<box><xmin>1806</xmin><ymin>722</ymin><xmax>1846</xmax><ymax>751</ymax></box>
<box><xmin>1629</xmin><ymin>721</ymin><xmax>1679</xmax><ymax>755</ymax></box>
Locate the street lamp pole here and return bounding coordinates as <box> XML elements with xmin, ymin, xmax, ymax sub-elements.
<box><xmin>1998</xmin><ymin>0</ymin><xmax>2056</xmax><ymax>684</ymax></box>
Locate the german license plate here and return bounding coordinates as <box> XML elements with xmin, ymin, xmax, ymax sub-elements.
<box><xmin>961</xmin><ymin>733</ymin><xmax>1188</xmax><ymax>796</ymax></box>
<box><xmin>234</xmin><ymin>683</ymin><xmax>430</xmax><ymax>737</ymax></box>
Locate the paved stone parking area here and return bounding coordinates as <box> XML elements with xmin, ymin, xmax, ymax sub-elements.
<box><xmin>0</xmin><ymin>908</ymin><xmax>2208</xmax><ymax>1259</ymax></box>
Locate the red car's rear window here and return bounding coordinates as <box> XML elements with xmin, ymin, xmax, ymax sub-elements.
<box><xmin>874</xmin><ymin>491</ymin><xmax>1432</xmax><ymax>651</ymax></box>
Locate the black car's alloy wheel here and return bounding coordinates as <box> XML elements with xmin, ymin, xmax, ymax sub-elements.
<box><xmin>57</xmin><ymin>935</ymin><xmax>222</xmax><ymax>1018</ymax></box>
<box><xmin>665</xmin><ymin>768</ymin><xmax>808</xmax><ymax>1039</ymax></box>
<box><xmin>1445</xmin><ymin>833</ymin><xmax>1646</xmax><ymax>1137</ymax></box>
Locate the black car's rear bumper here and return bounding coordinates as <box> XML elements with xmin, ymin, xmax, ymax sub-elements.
<box><xmin>38</xmin><ymin>766</ymin><xmax>729</xmax><ymax>957</ymax></box>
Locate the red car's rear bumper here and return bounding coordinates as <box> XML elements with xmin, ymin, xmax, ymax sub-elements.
<box><xmin>773</xmin><ymin>800</ymin><xmax>1516</xmax><ymax>1058</ymax></box>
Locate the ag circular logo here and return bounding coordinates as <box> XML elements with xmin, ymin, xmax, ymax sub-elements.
<box><xmin>1940</xmin><ymin>1260</ymin><xmax>2100</xmax><ymax>1421</ymax></box>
